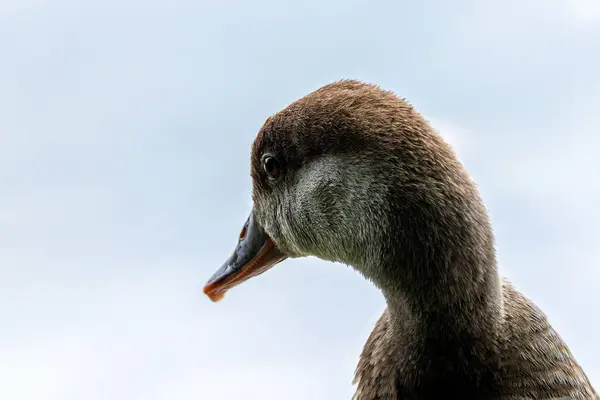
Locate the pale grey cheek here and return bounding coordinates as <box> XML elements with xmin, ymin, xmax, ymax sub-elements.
<box><xmin>252</xmin><ymin>196</ymin><xmax>280</xmax><ymax>238</ymax></box>
<box><xmin>278</xmin><ymin>188</ymin><xmax>318</xmax><ymax>256</ymax></box>
<box><xmin>253</xmin><ymin>190</ymin><xmax>305</xmax><ymax>257</ymax></box>
<box><xmin>282</xmin><ymin>182</ymin><xmax>352</xmax><ymax>261</ymax></box>
<box><xmin>254</xmin><ymin>155</ymin><xmax>392</xmax><ymax>266</ymax></box>
<box><xmin>284</xmin><ymin>159</ymin><xmax>363</xmax><ymax>260</ymax></box>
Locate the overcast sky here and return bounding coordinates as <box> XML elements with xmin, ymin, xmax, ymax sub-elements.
<box><xmin>1</xmin><ymin>1</ymin><xmax>599</xmax><ymax>399</ymax></box>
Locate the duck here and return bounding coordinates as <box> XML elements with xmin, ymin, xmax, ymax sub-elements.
<box><xmin>203</xmin><ymin>80</ymin><xmax>598</xmax><ymax>400</ymax></box>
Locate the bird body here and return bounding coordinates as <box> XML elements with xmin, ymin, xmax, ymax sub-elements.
<box><xmin>204</xmin><ymin>80</ymin><xmax>598</xmax><ymax>399</ymax></box>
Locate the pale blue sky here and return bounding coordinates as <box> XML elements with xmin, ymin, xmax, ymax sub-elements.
<box><xmin>1</xmin><ymin>1</ymin><xmax>599</xmax><ymax>399</ymax></box>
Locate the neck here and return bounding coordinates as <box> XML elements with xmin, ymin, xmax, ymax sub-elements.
<box><xmin>358</xmin><ymin>187</ymin><xmax>504</xmax><ymax>391</ymax></box>
<box><xmin>381</xmin><ymin>240</ymin><xmax>502</xmax><ymax>339</ymax></box>
<box><xmin>385</xmin><ymin>180</ymin><xmax>501</xmax><ymax>332</ymax></box>
<box><xmin>381</xmin><ymin>261</ymin><xmax>502</xmax><ymax>342</ymax></box>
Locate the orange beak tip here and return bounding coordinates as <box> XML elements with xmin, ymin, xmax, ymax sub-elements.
<box><xmin>203</xmin><ymin>285</ymin><xmax>226</xmax><ymax>303</ymax></box>
<box><xmin>208</xmin><ymin>292</ymin><xmax>225</xmax><ymax>302</ymax></box>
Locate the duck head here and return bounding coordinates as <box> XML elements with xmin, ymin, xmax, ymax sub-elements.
<box><xmin>204</xmin><ymin>80</ymin><xmax>493</xmax><ymax>305</ymax></box>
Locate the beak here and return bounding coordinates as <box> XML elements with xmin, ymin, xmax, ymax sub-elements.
<box><xmin>203</xmin><ymin>211</ymin><xmax>288</xmax><ymax>302</ymax></box>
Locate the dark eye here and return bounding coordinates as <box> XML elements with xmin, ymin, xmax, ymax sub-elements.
<box><xmin>262</xmin><ymin>155</ymin><xmax>280</xmax><ymax>180</ymax></box>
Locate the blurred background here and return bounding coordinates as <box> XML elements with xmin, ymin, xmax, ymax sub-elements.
<box><xmin>1</xmin><ymin>1</ymin><xmax>599</xmax><ymax>399</ymax></box>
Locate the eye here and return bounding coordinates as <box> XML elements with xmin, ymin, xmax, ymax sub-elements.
<box><xmin>262</xmin><ymin>155</ymin><xmax>281</xmax><ymax>180</ymax></box>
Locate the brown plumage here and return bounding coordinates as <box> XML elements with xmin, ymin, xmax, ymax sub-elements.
<box><xmin>204</xmin><ymin>80</ymin><xmax>598</xmax><ymax>399</ymax></box>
